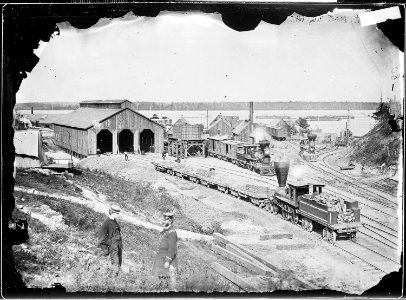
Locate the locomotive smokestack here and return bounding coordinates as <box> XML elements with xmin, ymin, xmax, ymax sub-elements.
<box><xmin>274</xmin><ymin>161</ymin><xmax>290</xmax><ymax>187</ymax></box>
<box><xmin>307</xmin><ymin>133</ymin><xmax>317</xmax><ymax>142</ymax></box>
<box><xmin>249</xmin><ymin>101</ymin><xmax>254</xmax><ymax>122</ymax></box>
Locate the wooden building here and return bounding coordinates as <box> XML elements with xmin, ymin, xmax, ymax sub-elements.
<box><xmin>52</xmin><ymin>106</ymin><xmax>165</xmax><ymax>158</ymax></box>
<box><xmin>208</xmin><ymin>115</ymin><xmax>240</xmax><ymax>137</ymax></box>
<box><xmin>232</xmin><ymin>120</ymin><xmax>258</xmax><ymax>143</ymax></box>
<box><xmin>79</xmin><ymin>99</ymin><xmax>133</xmax><ymax>109</ymax></box>
<box><xmin>268</xmin><ymin>119</ymin><xmax>291</xmax><ymax>141</ymax></box>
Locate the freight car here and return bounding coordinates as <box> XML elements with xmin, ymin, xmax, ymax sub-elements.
<box><xmin>207</xmin><ymin>137</ymin><xmax>274</xmax><ymax>175</ymax></box>
<box><xmin>152</xmin><ymin>159</ymin><xmax>362</xmax><ymax>243</ymax></box>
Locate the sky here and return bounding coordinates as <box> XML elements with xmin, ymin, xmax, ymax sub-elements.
<box><xmin>16</xmin><ymin>10</ymin><xmax>404</xmax><ymax>103</ymax></box>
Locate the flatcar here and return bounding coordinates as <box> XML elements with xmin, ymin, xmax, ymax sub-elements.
<box><xmin>207</xmin><ymin>137</ymin><xmax>274</xmax><ymax>175</ymax></box>
<box><xmin>152</xmin><ymin>159</ymin><xmax>362</xmax><ymax>243</ymax></box>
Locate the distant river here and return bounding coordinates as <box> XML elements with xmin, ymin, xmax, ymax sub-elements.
<box><xmin>139</xmin><ymin>110</ymin><xmax>376</xmax><ymax>137</ymax></box>
<box><xmin>18</xmin><ymin>109</ymin><xmax>377</xmax><ymax>137</ymax></box>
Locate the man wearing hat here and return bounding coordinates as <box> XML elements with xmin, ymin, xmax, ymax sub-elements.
<box><xmin>97</xmin><ymin>204</ymin><xmax>123</xmax><ymax>276</ymax></box>
<box><xmin>152</xmin><ymin>212</ymin><xmax>178</xmax><ymax>291</ymax></box>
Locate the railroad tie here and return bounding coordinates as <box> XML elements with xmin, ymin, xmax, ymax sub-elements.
<box><xmin>276</xmin><ymin>244</ymin><xmax>315</xmax><ymax>250</ymax></box>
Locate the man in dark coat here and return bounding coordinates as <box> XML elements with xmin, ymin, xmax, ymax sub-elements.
<box><xmin>152</xmin><ymin>212</ymin><xmax>178</xmax><ymax>291</ymax></box>
<box><xmin>97</xmin><ymin>205</ymin><xmax>123</xmax><ymax>276</ymax></box>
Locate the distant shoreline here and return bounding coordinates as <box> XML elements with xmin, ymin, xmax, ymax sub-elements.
<box><xmin>15</xmin><ymin>101</ymin><xmax>380</xmax><ymax>111</ymax></box>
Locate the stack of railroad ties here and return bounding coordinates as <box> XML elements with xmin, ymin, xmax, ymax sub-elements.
<box><xmin>301</xmin><ymin>193</ymin><xmax>356</xmax><ymax>224</ymax></box>
<box><xmin>153</xmin><ymin>160</ymin><xmax>271</xmax><ymax>203</ymax></box>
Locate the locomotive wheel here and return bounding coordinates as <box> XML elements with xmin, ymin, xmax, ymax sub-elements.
<box><xmin>301</xmin><ymin>218</ymin><xmax>307</xmax><ymax>229</ymax></box>
<box><xmin>350</xmin><ymin>233</ymin><xmax>357</xmax><ymax>242</ymax></box>
<box><xmin>223</xmin><ymin>188</ymin><xmax>229</xmax><ymax>194</ymax></box>
<box><xmin>322</xmin><ymin>228</ymin><xmax>329</xmax><ymax>241</ymax></box>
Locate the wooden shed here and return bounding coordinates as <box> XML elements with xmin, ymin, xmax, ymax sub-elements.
<box><xmin>232</xmin><ymin>120</ymin><xmax>258</xmax><ymax>143</ymax></box>
<box><xmin>52</xmin><ymin>107</ymin><xmax>165</xmax><ymax>158</ymax></box>
<box><xmin>79</xmin><ymin>99</ymin><xmax>133</xmax><ymax>109</ymax></box>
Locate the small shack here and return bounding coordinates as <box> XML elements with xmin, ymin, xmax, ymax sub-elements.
<box><xmin>14</xmin><ymin>129</ymin><xmax>46</xmax><ymax>168</ymax></box>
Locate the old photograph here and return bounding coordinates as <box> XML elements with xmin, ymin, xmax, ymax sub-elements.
<box><xmin>3</xmin><ymin>3</ymin><xmax>404</xmax><ymax>297</ymax></box>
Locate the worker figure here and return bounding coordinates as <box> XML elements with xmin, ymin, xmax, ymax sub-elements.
<box><xmin>124</xmin><ymin>151</ymin><xmax>128</xmax><ymax>161</ymax></box>
<box><xmin>152</xmin><ymin>212</ymin><xmax>178</xmax><ymax>291</ymax></box>
<box><xmin>97</xmin><ymin>205</ymin><xmax>123</xmax><ymax>276</ymax></box>
<box><xmin>162</xmin><ymin>152</ymin><xmax>166</xmax><ymax>160</ymax></box>
<box><xmin>97</xmin><ymin>148</ymin><xmax>101</xmax><ymax>156</ymax></box>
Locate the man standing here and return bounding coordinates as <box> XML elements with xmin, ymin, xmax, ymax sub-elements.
<box><xmin>152</xmin><ymin>212</ymin><xmax>178</xmax><ymax>291</ymax></box>
<box><xmin>97</xmin><ymin>205</ymin><xmax>123</xmax><ymax>276</ymax></box>
<box><xmin>124</xmin><ymin>151</ymin><xmax>128</xmax><ymax>161</ymax></box>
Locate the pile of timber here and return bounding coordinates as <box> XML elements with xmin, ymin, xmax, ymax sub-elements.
<box><xmin>210</xmin><ymin>233</ymin><xmax>317</xmax><ymax>291</ymax></box>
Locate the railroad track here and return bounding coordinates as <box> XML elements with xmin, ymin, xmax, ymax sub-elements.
<box><xmin>318</xmin><ymin>151</ymin><xmax>399</xmax><ymax>203</ymax></box>
<box><xmin>283</xmin><ymin>142</ymin><xmax>398</xmax><ymax>210</ymax></box>
<box><xmin>151</xmin><ymin>157</ymin><xmax>401</xmax><ymax>277</ymax></box>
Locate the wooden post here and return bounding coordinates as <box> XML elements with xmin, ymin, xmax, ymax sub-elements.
<box><xmin>133</xmin><ymin>129</ymin><xmax>139</xmax><ymax>154</ymax></box>
<box><xmin>112</xmin><ymin>129</ymin><xmax>118</xmax><ymax>154</ymax></box>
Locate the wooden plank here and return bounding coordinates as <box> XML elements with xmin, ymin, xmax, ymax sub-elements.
<box><xmin>210</xmin><ymin>262</ymin><xmax>258</xmax><ymax>292</ymax></box>
<box><xmin>213</xmin><ymin>233</ymin><xmax>317</xmax><ymax>290</ymax></box>
<box><xmin>211</xmin><ymin>245</ymin><xmax>272</xmax><ymax>276</ymax></box>
<box><xmin>260</xmin><ymin>234</ymin><xmax>293</xmax><ymax>240</ymax></box>
<box><xmin>225</xmin><ymin>244</ymin><xmax>277</xmax><ymax>276</ymax></box>
<box><xmin>276</xmin><ymin>244</ymin><xmax>315</xmax><ymax>250</ymax></box>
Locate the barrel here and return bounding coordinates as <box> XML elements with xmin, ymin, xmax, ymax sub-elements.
<box><xmin>274</xmin><ymin>161</ymin><xmax>290</xmax><ymax>187</ymax></box>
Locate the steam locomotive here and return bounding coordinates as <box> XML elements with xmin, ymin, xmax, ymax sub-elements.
<box><xmin>299</xmin><ymin>133</ymin><xmax>317</xmax><ymax>162</ymax></box>
<box><xmin>207</xmin><ymin>137</ymin><xmax>274</xmax><ymax>175</ymax></box>
<box><xmin>266</xmin><ymin>161</ymin><xmax>362</xmax><ymax>243</ymax></box>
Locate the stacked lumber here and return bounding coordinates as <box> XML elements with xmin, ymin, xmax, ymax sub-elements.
<box><xmin>212</xmin><ymin>233</ymin><xmax>317</xmax><ymax>290</ymax></box>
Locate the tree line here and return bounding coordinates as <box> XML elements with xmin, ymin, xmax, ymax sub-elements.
<box><xmin>15</xmin><ymin>101</ymin><xmax>381</xmax><ymax>111</ymax></box>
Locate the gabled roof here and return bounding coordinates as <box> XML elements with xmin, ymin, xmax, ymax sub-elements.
<box><xmin>232</xmin><ymin>120</ymin><xmax>250</xmax><ymax>135</ymax></box>
<box><xmin>173</xmin><ymin>117</ymin><xmax>191</xmax><ymax>127</ymax></box>
<box><xmin>52</xmin><ymin>107</ymin><xmax>165</xmax><ymax>130</ymax></box>
<box><xmin>269</xmin><ymin>119</ymin><xmax>288</xmax><ymax>128</ymax></box>
<box><xmin>209</xmin><ymin>114</ymin><xmax>239</xmax><ymax>127</ymax></box>
<box><xmin>208</xmin><ymin>117</ymin><xmax>232</xmax><ymax>130</ymax></box>
<box><xmin>80</xmin><ymin>99</ymin><xmax>131</xmax><ymax>104</ymax></box>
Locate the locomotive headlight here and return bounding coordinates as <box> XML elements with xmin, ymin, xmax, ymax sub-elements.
<box><xmin>264</xmin><ymin>147</ymin><xmax>270</xmax><ymax>155</ymax></box>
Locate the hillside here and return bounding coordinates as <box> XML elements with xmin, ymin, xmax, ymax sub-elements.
<box><xmin>347</xmin><ymin>105</ymin><xmax>402</xmax><ymax>171</ymax></box>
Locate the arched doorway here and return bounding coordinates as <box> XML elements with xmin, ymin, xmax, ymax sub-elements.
<box><xmin>140</xmin><ymin>129</ymin><xmax>155</xmax><ymax>153</ymax></box>
<box><xmin>97</xmin><ymin>129</ymin><xmax>113</xmax><ymax>153</ymax></box>
<box><xmin>119</xmin><ymin>129</ymin><xmax>134</xmax><ymax>153</ymax></box>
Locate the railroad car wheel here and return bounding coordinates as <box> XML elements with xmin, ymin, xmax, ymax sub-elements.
<box><xmin>306</xmin><ymin>220</ymin><xmax>313</xmax><ymax>232</ymax></box>
<box><xmin>292</xmin><ymin>214</ymin><xmax>299</xmax><ymax>224</ymax></box>
<box><xmin>350</xmin><ymin>233</ymin><xmax>357</xmax><ymax>242</ymax></box>
<box><xmin>328</xmin><ymin>230</ymin><xmax>336</xmax><ymax>244</ymax></box>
